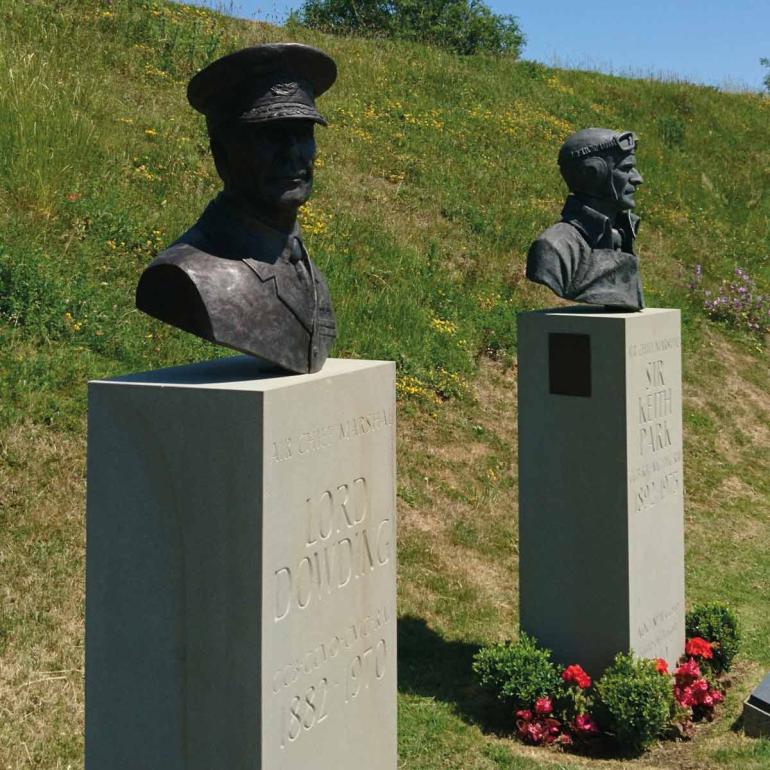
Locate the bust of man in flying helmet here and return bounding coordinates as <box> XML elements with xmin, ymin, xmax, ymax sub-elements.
<box><xmin>527</xmin><ymin>127</ymin><xmax>645</xmax><ymax>311</ymax></box>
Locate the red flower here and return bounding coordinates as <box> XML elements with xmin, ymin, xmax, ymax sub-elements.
<box><xmin>534</xmin><ymin>696</ymin><xmax>553</xmax><ymax>715</ymax></box>
<box><xmin>559</xmin><ymin>733</ymin><xmax>573</xmax><ymax>746</ymax></box>
<box><xmin>515</xmin><ymin>709</ymin><xmax>532</xmax><ymax>721</ymax></box>
<box><xmin>685</xmin><ymin>637</ymin><xmax>714</xmax><ymax>659</ymax></box>
<box><xmin>573</xmin><ymin>713</ymin><xmax>600</xmax><ymax>735</ymax></box>
<box><xmin>562</xmin><ymin>664</ymin><xmax>592</xmax><ymax>689</ymax></box>
<box><xmin>655</xmin><ymin>658</ymin><xmax>669</xmax><ymax>675</ymax></box>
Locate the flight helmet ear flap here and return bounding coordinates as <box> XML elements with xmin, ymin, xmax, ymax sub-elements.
<box><xmin>560</xmin><ymin>154</ymin><xmax>613</xmax><ymax>199</ymax></box>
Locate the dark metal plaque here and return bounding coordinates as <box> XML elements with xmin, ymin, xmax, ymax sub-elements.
<box><xmin>549</xmin><ymin>333</ymin><xmax>591</xmax><ymax>397</ymax></box>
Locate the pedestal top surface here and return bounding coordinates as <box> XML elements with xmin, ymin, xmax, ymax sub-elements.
<box><xmin>91</xmin><ymin>356</ymin><xmax>392</xmax><ymax>392</ymax></box>
<box><xmin>749</xmin><ymin>672</ymin><xmax>770</xmax><ymax>709</ymax></box>
<box><xmin>521</xmin><ymin>306</ymin><xmax>677</xmax><ymax>320</ymax></box>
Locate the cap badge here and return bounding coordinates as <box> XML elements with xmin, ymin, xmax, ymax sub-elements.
<box><xmin>270</xmin><ymin>81</ymin><xmax>300</xmax><ymax>97</ymax></box>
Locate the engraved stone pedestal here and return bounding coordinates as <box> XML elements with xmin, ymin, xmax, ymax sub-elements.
<box><xmin>743</xmin><ymin>672</ymin><xmax>770</xmax><ymax>738</ymax></box>
<box><xmin>517</xmin><ymin>308</ymin><xmax>685</xmax><ymax>676</ymax></box>
<box><xmin>86</xmin><ymin>357</ymin><xmax>397</xmax><ymax>770</ymax></box>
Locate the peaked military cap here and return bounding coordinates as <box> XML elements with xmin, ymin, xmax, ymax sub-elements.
<box><xmin>188</xmin><ymin>43</ymin><xmax>337</xmax><ymax>128</ymax></box>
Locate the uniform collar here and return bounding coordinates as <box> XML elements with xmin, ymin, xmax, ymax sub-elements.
<box><xmin>561</xmin><ymin>195</ymin><xmax>639</xmax><ymax>248</ymax></box>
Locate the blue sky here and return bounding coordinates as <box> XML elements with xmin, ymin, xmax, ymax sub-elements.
<box><xmin>187</xmin><ymin>0</ymin><xmax>770</xmax><ymax>91</ymax></box>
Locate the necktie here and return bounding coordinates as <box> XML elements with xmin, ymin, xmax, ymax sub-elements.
<box><xmin>289</xmin><ymin>236</ymin><xmax>310</xmax><ymax>287</ymax></box>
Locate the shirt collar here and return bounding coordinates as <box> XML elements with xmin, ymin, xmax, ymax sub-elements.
<box><xmin>561</xmin><ymin>195</ymin><xmax>640</xmax><ymax>247</ymax></box>
<box><xmin>560</xmin><ymin>195</ymin><xmax>613</xmax><ymax>247</ymax></box>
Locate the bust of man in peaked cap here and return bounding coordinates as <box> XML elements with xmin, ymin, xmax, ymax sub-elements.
<box><xmin>527</xmin><ymin>127</ymin><xmax>645</xmax><ymax>311</ymax></box>
<box><xmin>136</xmin><ymin>44</ymin><xmax>338</xmax><ymax>373</ymax></box>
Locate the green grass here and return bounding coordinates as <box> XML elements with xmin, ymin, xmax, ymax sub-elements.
<box><xmin>0</xmin><ymin>1</ymin><xmax>769</xmax><ymax>768</ymax></box>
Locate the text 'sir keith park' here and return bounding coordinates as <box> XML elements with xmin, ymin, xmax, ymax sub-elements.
<box><xmin>527</xmin><ymin>127</ymin><xmax>645</xmax><ymax>311</ymax></box>
<box><xmin>135</xmin><ymin>43</ymin><xmax>338</xmax><ymax>373</ymax></box>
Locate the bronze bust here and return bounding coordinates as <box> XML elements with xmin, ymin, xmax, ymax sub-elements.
<box><xmin>527</xmin><ymin>128</ymin><xmax>645</xmax><ymax>311</ymax></box>
<box><xmin>136</xmin><ymin>44</ymin><xmax>337</xmax><ymax>373</ymax></box>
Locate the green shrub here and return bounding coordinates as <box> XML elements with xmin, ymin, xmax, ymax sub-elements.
<box><xmin>686</xmin><ymin>603</ymin><xmax>740</xmax><ymax>675</ymax></box>
<box><xmin>472</xmin><ymin>633</ymin><xmax>561</xmax><ymax>709</ymax></box>
<box><xmin>595</xmin><ymin>654</ymin><xmax>673</xmax><ymax>754</ymax></box>
<box><xmin>294</xmin><ymin>0</ymin><xmax>525</xmax><ymax>57</ymax></box>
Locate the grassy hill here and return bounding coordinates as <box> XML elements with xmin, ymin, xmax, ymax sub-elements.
<box><xmin>1</xmin><ymin>1</ymin><xmax>769</xmax><ymax>767</ymax></box>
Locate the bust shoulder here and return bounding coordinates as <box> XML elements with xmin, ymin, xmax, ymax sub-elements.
<box><xmin>530</xmin><ymin>221</ymin><xmax>589</xmax><ymax>256</ymax></box>
<box><xmin>526</xmin><ymin>221</ymin><xmax>589</xmax><ymax>296</ymax></box>
<box><xmin>136</xmin><ymin>243</ymin><xmax>223</xmax><ymax>340</ymax></box>
<box><xmin>135</xmin><ymin>240</ymin><xmax>335</xmax><ymax>371</ymax></box>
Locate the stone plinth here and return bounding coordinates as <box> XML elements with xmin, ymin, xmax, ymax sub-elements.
<box><xmin>744</xmin><ymin>672</ymin><xmax>770</xmax><ymax>738</ymax></box>
<box><xmin>86</xmin><ymin>356</ymin><xmax>397</xmax><ymax>770</ymax></box>
<box><xmin>517</xmin><ymin>308</ymin><xmax>685</xmax><ymax>675</ymax></box>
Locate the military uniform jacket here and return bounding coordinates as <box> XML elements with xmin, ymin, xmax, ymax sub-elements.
<box><xmin>527</xmin><ymin>195</ymin><xmax>644</xmax><ymax>311</ymax></box>
<box><xmin>136</xmin><ymin>193</ymin><xmax>336</xmax><ymax>373</ymax></box>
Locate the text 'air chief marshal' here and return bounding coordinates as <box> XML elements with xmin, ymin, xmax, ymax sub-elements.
<box><xmin>136</xmin><ymin>44</ymin><xmax>337</xmax><ymax>373</ymax></box>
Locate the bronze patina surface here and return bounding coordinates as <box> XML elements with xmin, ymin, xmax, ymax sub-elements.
<box><xmin>527</xmin><ymin>127</ymin><xmax>645</xmax><ymax>311</ymax></box>
<box><xmin>136</xmin><ymin>44</ymin><xmax>337</xmax><ymax>373</ymax></box>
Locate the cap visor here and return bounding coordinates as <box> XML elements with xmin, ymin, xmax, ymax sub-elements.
<box><xmin>239</xmin><ymin>103</ymin><xmax>328</xmax><ymax>126</ymax></box>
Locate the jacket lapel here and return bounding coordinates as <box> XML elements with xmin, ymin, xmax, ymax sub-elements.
<box><xmin>243</xmin><ymin>258</ymin><xmax>315</xmax><ymax>332</ymax></box>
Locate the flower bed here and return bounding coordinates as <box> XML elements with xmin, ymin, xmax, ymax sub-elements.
<box><xmin>472</xmin><ymin>603</ymin><xmax>740</xmax><ymax>754</ymax></box>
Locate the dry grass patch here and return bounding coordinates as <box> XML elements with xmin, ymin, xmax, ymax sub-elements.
<box><xmin>397</xmin><ymin>358</ymin><xmax>521</xmax><ymax>640</ymax></box>
<box><xmin>0</xmin><ymin>423</ymin><xmax>85</xmax><ymax>768</ymax></box>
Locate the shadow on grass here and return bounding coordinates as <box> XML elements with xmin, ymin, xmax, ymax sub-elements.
<box><xmin>397</xmin><ymin>614</ymin><xmax>514</xmax><ymax>736</ymax></box>
<box><xmin>396</xmin><ymin>615</ymin><xmax>645</xmax><ymax>760</ymax></box>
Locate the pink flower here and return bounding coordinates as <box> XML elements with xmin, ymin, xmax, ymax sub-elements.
<box><xmin>655</xmin><ymin>658</ymin><xmax>669</xmax><ymax>675</ymax></box>
<box><xmin>559</xmin><ymin>733</ymin><xmax>573</xmax><ymax>746</ymax></box>
<box><xmin>675</xmin><ymin>658</ymin><xmax>701</xmax><ymax>684</ymax></box>
<box><xmin>526</xmin><ymin>721</ymin><xmax>546</xmax><ymax>743</ymax></box>
<box><xmin>711</xmin><ymin>690</ymin><xmax>724</xmax><ymax>704</ymax></box>
<box><xmin>545</xmin><ymin>718</ymin><xmax>561</xmax><ymax>736</ymax></box>
<box><xmin>534</xmin><ymin>696</ymin><xmax>553</xmax><ymax>715</ymax></box>
<box><xmin>515</xmin><ymin>709</ymin><xmax>532</xmax><ymax>721</ymax></box>
<box><xmin>674</xmin><ymin>685</ymin><xmax>695</xmax><ymax>707</ymax></box>
<box><xmin>685</xmin><ymin>637</ymin><xmax>714</xmax><ymax>659</ymax></box>
<box><xmin>574</xmin><ymin>713</ymin><xmax>600</xmax><ymax>735</ymax></box>
<box><xmin>692</xmin><ymin>678</ymin><xmax>709</xmax><ymax>695</ymax></box>
<box><xmin>562</xmin><ymin>664</ymin><xmax>592</xmax><ymax>689</ymax></box>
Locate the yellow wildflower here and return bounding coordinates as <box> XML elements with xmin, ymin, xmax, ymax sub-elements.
<box><xmin>299</xmin><ymin>201</ymin><xmax>330</xmax><ymax>236</ymax></box>
<box><xmin>430</xmin><ymin>318</ymin><xmax>458</xmax><ymax>335</ymax></box>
